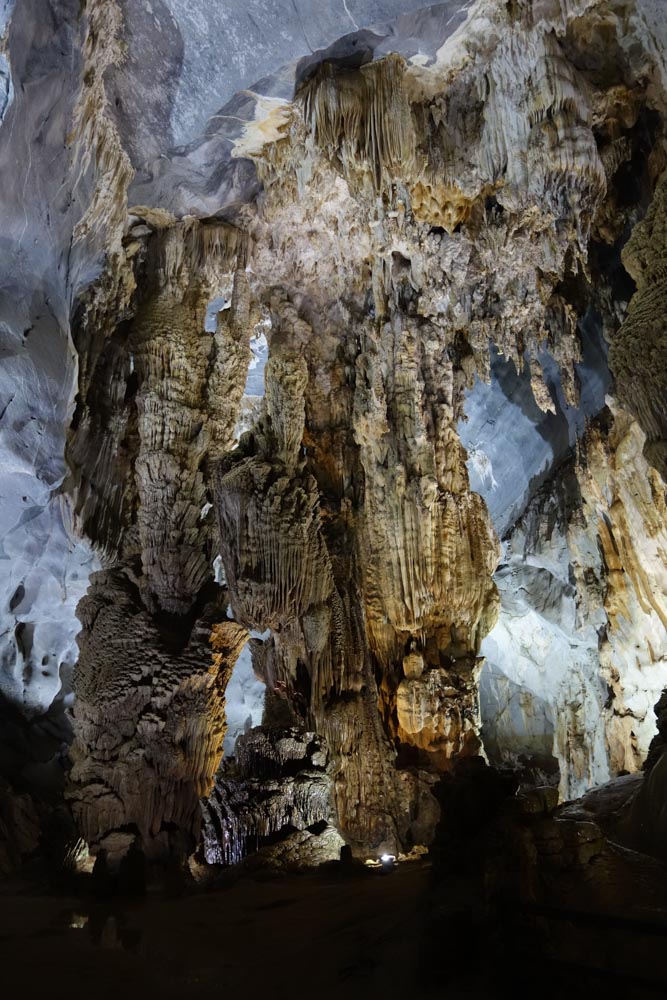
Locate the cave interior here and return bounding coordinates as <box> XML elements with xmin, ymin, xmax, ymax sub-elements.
<box><xmin>1</xmin><ymin>0</ymin><xmax>667</xmax><ymax>997</ymax></box>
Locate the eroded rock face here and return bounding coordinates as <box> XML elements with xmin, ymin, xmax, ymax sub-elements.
<box><xmin>201</xmin><ymin>728</ymin><xmax>333</xmax><ymax>866</ymax></box>
<box><xmin>0</xmin><ymin>0</ymin><xmax>102</xmax><ymax>720</ymax></box>
<box><xmin>1</xmin><ymin>0</ymin><xmax>667</xmax><ymax>871</ymax></box>
<box><xmin>611</xmin><ymin>168</ymin><xmax>667</xmax><ymax>478</ymax></box>
<box><xmin>481</xmin><ymin>402</ymin><xmax>667</xmax><ymax>796</ymax></box>
<box><xmin>68</xmin><ymin>573</ymin><xmax>247</xmax><ymax>865</ymax></box>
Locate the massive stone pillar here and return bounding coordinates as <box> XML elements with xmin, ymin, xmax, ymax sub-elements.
<box><xmin>67</xmin><ymin>224</ymin><xmax>252</xmax><ymax>865</ymax></box>
<box><xmin>69</xmin><ymin>574</ymin><xmax>245</xmax><ymax>864</ymax></box>
<box><xmin>354</xmin><ymin>314</ymin><xmax>500</xmax><ymax>771</ymax></box>
<box><xmin>214</xmin><ymin>281</ymin><xmax>500</xmax><ymax>855</ymax></box>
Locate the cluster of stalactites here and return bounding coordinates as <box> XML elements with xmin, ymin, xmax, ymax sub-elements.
<box><xmin>297</xmin><ymin>20</ymin><xmax>606</xmax><ymax>240</ymax></box>
<box><xmin>214</xmin><ymin>350</ymin><xmax>348</xmax><ymax>710</ymax></box>
<box><xmin>300</xmin><ymin>53</ymin><xmax>416</xmax><ymax>193</ymax></box>
<box><xmin>149</xmin><ymin>219</ymin><xmax>248</xmax><ymax>300</ymax></box>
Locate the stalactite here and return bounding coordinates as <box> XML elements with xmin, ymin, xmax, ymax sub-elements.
<box><xmin>300</xmin><ymin>53</ymin><xmax>416</xmax><ymax>193</ymax></box>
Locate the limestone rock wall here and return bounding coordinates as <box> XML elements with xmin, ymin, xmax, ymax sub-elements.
<box><xmin>481</xmin><ymin>403</ymin><xmax>667</xmax><ymax>797</ymax></box>
<box><xmin>580</xmin><ymin>405</ymin><xmax>667</xmax><ymax>770</ymax></box>
<box><xmin>2</xmin><ymin>0</ymin><xmax>667</xmax><ymax>871</ymax></box>
<box><xmin>480</xmin><ymin>465</ymin><xmax>612</xmax><ymax>799</ymax></box>
<box><xmin>611</xmin><ymin>168</ymin><xmax>667</xmax><ymax>479</ymax></box>
<box><xmin>0</xmin><ymin>0</ymin><xmax>101</xmax><ymax>719</ymax></box>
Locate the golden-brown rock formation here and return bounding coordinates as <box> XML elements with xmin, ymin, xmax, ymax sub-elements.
<box><xmin>56</xmin><ymin>0</ymin><xmax>667</xmax><ymax>868</ymax></box>
<box><xmin>576</xmin><ymin>404</ymin><xmax>667</xmax><ymax>773</ymax></box>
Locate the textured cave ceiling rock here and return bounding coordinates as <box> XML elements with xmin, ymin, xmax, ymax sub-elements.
<box><xmin>124</xmin><ymin>0</ymin><xmax>474</xmax><ymax>217</ymax></box>
<box><xmin>0</xmin><ymin>2</ymin><xmax>14</xmax><ymax>126</ymax></box>
<box><xmin>121</xmin><ymin>0</ymin><xmax>469</xmax><ymax>154</ymax></box>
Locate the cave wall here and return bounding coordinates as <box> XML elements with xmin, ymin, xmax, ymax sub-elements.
<box><xmin>480</xmin><ymin>404</ymin><xmax>667</xmax><ymax>797</ymax></box>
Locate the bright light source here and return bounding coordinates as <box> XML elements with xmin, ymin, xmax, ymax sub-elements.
<box><xmin>380</xmin><ymin>853</ymin><xmax>395</xmax><ymax>863</ymax></box>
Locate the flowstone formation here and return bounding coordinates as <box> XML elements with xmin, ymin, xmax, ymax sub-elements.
<box><xmin>1</xmin><ymin>0</ymin><xmax>667</xmax><ymax>878</ymax></box>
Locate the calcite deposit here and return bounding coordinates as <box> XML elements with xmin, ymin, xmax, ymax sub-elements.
<box><xmin>0</xmin><ymin>0</ymin><xmax>667</xmax><ymax>889</ymax></box>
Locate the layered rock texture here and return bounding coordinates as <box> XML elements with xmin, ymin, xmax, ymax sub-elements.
<box><xmin>201</xmin><ymin>727</ymin><xmax>336</xmax><ymax>867</ymax></box>
<box><xmin>1</xmin><ymin>0</ymin><xmax>667</xmax><ymax>875</ymax></box>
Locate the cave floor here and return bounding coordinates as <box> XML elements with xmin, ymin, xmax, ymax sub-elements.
<box><xmin>2</xmin><ymin>857</ymin><xmax>666</xmax><ymax>999</ymax></box>
<box><xmin>0</xmin><ymin>861</ymin><xmax>459</xmax><ymax>1000</ymax></box>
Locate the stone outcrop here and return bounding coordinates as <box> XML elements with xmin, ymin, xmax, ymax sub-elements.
<box><xmin>427</xmin><ymin>760</ymin><xmax>667</xmax><ymax>989</ymax></box>
<box><xmin>201</xmin><ymin>728</ymin><xmax>334</xmax><ymax>866</ymax></box>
